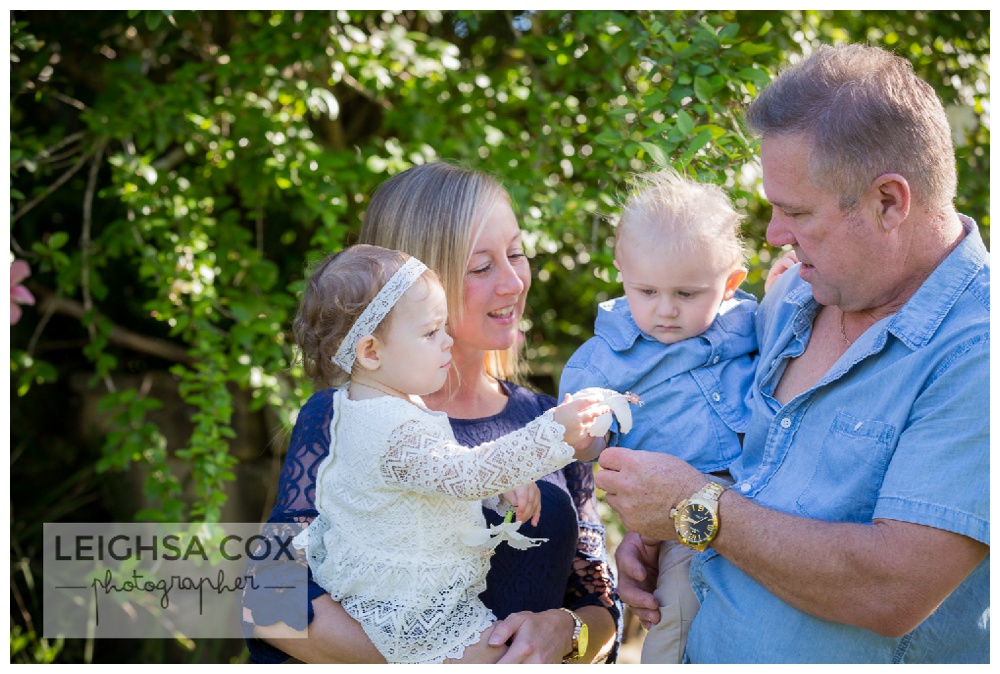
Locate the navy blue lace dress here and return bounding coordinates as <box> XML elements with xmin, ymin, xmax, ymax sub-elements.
<box><xmin>245</xmin><ymin>381</ymin><xmax>622</xmax><ymax>663</ymax></box>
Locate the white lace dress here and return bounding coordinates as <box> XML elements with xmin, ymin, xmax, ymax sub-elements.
<box><xmin>293</xmin><ymin>388</ymin><xmax>576</xmax><ymax>664</ymax></box>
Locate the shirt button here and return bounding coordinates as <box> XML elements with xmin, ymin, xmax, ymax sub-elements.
<box><xmin>739</xmin><ymin>483</ymin><xmax>750</xmax><ymax>493</ymax></box>
<box><xmin>712</xmin><ymin>356</ymin><xmax>720</xmax><ymax>365</ymax></box>
<box><xmin>711</xmin><ymin>392</ymin><xmax>721</xmax><ymax>402</ymax></box>
<box><xmin>780</xmin><ymin>417</ymin><xmax>792</xmax><ymax>429</ymax></box>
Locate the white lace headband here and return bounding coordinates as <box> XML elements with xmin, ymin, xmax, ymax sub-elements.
<box><xmin>330</xmin><ymin>256</ymin><xmax>428</xmax><ymax>374</ymax></box>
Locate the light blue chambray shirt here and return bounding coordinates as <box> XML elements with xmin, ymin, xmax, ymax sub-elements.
<box><xmin>558</xmin><ymin>290</ymin><xmax>757</xmax><ymax>473</ymax></box>
<box><xmin>686</xmin><ymin>217</ymin><xmax>990</xmax><ymax>663</ymax></box>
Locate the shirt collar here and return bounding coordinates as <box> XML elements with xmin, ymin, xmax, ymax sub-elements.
<box><xmin>887</xmin><ymin>215</ymin><xmax>987</xmax><ymax>349</ymax></box>
<box><xmin>594</xmin><ymin>296</ymin><xmax>644</xmax><ymax>351</ymax></box>
<box><xmin>782</xmin><ymin>215</ymin><xmax>987</xmax><ymax>350</ymax></box>
<box><xmin>594</xmin><ymin>293</ymin><xmax>754</xmax><ymax>352</ymax></box>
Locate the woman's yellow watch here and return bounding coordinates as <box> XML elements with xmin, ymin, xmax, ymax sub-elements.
<box><xmin>559</xmin><ymin>607</ymin><xmax>588</xmax><ymax>662</ymax></box>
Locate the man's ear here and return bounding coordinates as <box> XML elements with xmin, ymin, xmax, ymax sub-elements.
<box><xmin>722</xmin><ymin>268</ymin><xmax>748</xmax><ymax>300</ymax></box>
<box><xmin>870</xmin><ymin>173</ymin><xmax>910</xmax><ymax>232</ymax></box>
<box><xmin>354</xmin><ymin>335</ymin><xmax>381</xmax><ymax>372</ymax></box>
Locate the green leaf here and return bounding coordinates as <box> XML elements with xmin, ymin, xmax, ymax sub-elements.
<box><xmin>693</xmin><ymin>76</ymin><xmax>713</xmax><ymax>104</ymax></box>
<box><xmin>677</xmin><ymin>128</ymin><xmax>715</xmax><ymax>166</ymax></box>
<box><xmin>675</xmin><ymin>110</ymin><xmax>695</xmax><ymax>135</ymax></box>
<box><xmin>641</xmin><ymin>89</ymin><xmax>667</xmax><ymax>109</ymax></box>
<box><xmin>595</xmin><ymin>130</ymin><xmax>624</xmax><ymax>145</ymax></box>
<box><xmin>697</xmin><ymin>124</ymin><xmax>729</xmax><ymax>140</ymax></box>
<box><xmin>229</xmin><ymin>302</ymin><xmax>254</xmax><ymax>323</ymax></box>
<box><xmin>736</xmin><ymin>67</ymin><xmax>771</xmax><ymax>85</ymax></box>
<box><xmin>739</xmin><ymin>43</ymin><xmax>773</xmax><ymax>56</ymax></box>
<box><xmin>638</xmin><ymin>142</ymin><xmax>668</xmax><ymax>168</ymax></box>
<box><xmin>48</xmin><ymin>231</ymin><xmax>69</xmax><ymax>249</ymax></box>
<box><xmin>719</xmin><ymin>23</ymin><xmax>740</xmax><ymax>42</ymax></box>
<box><xmin>250</xmin><ymin>260</ymin><xmax>279</xmax><ymax>291</ymax></box>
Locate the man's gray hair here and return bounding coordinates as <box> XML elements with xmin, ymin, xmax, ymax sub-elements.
<box><xmin>745</xmin><ymin>43</ymin><xmax>957</xmax><ymax>212</ymax></box>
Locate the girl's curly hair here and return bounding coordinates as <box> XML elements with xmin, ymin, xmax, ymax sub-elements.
<box><xmin>293</xmin><ymin>244</ymin><xmax>431</xmax><ymax>388</ymax></box>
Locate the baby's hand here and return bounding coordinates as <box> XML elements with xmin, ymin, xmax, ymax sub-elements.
<box><xmin>765</xmin><ymin>249</ymin><xmax>799</xmax><ymax>292</ymax></box>
<box><xmin>551</xmin><ymin>393</ymin><xmax>610</xmax><ymax>458</ymax></box>
<box><xmin>502</xmin><ymin>483</ymin><xmax>542</xmax><ymax>527</ymax></box>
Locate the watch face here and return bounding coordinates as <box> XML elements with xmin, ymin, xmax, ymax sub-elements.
<box><xmin>676</xmin><ymin>502</ymin><xmax>718</xmax><ymax>544</ymax></box>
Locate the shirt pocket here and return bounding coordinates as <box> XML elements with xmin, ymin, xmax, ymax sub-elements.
<box><xmin>795</xmin><ymin>412</ymin><xmax>895</xmax><ymax>523</ymax></box>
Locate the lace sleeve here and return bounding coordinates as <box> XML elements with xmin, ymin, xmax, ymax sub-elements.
<box><xmin>271</xmin><ymin>388</ymin><xmax>335</xmax><ymax>520</ymax></box>
<box><xmin>380</xmin><ymin>412</ymin><xmax>575</xmax><ymax>500</ymax></box>
<box><xmin>244</xmin><ymin>389</ymin><xmax>334</xmax><ymax>663</ymax></box>
<box><xmin>563</xmin><ymin>460</ymin><xmax>624</xmax><ymax>663</ymax></box>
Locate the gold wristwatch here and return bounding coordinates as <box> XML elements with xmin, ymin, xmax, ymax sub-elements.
<box><xmin>670</xmin><ymin>482</ymin><xmax>726</xmax><ymax>551</ymax></box>
<box><xmin>559</xmin><ymin>607</ymin><xmax>588</xmax><ymax>662</ymax></box>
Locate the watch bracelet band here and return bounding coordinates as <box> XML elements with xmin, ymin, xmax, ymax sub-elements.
<box><xmin>558</xmin><ymin>607</ymin><xmax>583</xmax><ymax>661</ymax></box>
<box><xmin>672</xmin><ymin>481</ymin><xmax>726</xmax><ymax>514</ymax></box>
<box><xmin>696</xmin><ymin>481</ymin><xmax>726</xmax><ymax>502</ymax></box>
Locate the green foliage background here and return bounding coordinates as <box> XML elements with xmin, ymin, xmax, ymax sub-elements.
<box><xmin>8</xmin><ymin>10</ymin><xmax>989</xmax><ymax>663</ymax></box>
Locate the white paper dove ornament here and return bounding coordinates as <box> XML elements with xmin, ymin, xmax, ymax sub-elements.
<box><xmin>459</xmin><ymin>507</ymin><xmax>549</xmax><ymax>550</ymax></box>
<box><xmin>570</xmin><ymin>387</ymin><xmax>643</xmax><ymax>437</ymax></box>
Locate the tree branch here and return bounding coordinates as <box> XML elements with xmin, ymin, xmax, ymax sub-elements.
<box><xmin>30</xmin><ymin>284</ymin><xmax>196</xmax><ymax>366</ymax></box>
<box><xmin>11</xmin><ymin>148</ymin><xmax>92</xmax><ymax>224</ymax></box>
<box><xmin>81</xmin><ymin>138</ymin><xmax>116</xmax><ymax>392</ymax></box>
<box><xmin>10</xmin><ymin>130</ymin><xmax>86</xmax><ymax>171</ymax></box>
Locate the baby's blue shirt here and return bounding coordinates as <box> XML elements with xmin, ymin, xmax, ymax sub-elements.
<box><xmin>558</xmin><ymin>290</ymin><xmax>758</xmax><ymax>473</ymax></box>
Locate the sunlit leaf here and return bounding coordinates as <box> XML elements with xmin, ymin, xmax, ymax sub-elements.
<box><xmin>638</xmin><ymin>141</ymin><xmax>668</xmax><ymax>167</ymax></box>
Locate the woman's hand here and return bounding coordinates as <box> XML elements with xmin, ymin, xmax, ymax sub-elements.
<box><xmin>254</xmin><ymin>594</ymin><xmax>386</xmax><ymax>663</ymax></box>
<box><xmin>443</xmin><ymin>624</ymin><xmax>508</xmax><ymax>663</ymax></box>
<box><xmin>487</xmin><ymin>605</ymin><xmax>616</xmax><ymax>663</ymax></box>
<box><xmin>487</xmin><ymin>608</ymin><xmax>575</xmax><ymax>663</ymax></box>
<box><xmin>614</xmin><ymin>531</ymin><xmax>662</xmax><ymax>630</ymax></box>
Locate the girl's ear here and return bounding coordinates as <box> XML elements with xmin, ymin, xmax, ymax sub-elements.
<box><xmin>354</xmin><ymin>335</ymin><xmax>381</xmax><ymax>371</ymax></box>
<box><xmin>722</xmin><ymin>268</ymin><xmax>748</xmax><ymax>300</ymax></box>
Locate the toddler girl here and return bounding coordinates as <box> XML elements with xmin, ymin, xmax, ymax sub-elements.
<box><xmin>291</xmin><ymin>244</ymin><xmax>607</xmax><ymax>664</ymax></box>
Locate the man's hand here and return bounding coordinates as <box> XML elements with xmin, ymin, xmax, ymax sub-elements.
<box><xmin>614</xmin><ymin>531</ymin><xmax>662</xmax><ymax>629</ymax></box>
<box><xmin>596</xmin><ymin>446</ymin><xmax>704</xmax><ymax>540</ymax></box>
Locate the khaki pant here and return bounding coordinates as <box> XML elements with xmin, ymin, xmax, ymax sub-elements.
<box><xmin>641</xmin><ymin>472</ymin><xmax>733</xmax><ymax>664</ymax></box>
<box><xmin>639</xmin><ymin>539</ymin><xmax>700</xmax><ymax>664</ymax></box>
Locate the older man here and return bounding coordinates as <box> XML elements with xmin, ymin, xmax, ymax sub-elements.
<box><xmin>597</xmin><ymin>43</ymin><xmax>989</xmax><ymax>663</ymax></box>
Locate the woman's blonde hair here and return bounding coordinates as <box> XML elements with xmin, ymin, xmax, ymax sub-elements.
<box><xmin>359</xmin><ymin>161</ymin><xmax>524</xmax><ymax>383</ymax></box>
<box><xmin>293</xmin><ymin>244</ymin><xmax>436</xmax><ymax>388</ymax></box>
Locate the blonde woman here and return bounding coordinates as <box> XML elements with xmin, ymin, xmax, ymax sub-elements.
<box><xmin>248</xmin><ymin>162</ymin><xmax>622</xmax><ymax>663</ymax></box>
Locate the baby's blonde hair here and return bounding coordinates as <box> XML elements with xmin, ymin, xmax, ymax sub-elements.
<box><xmin>615</xmin><ymin>169</ymin><xmax>746</xmax><ymax>273</ymax></box>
